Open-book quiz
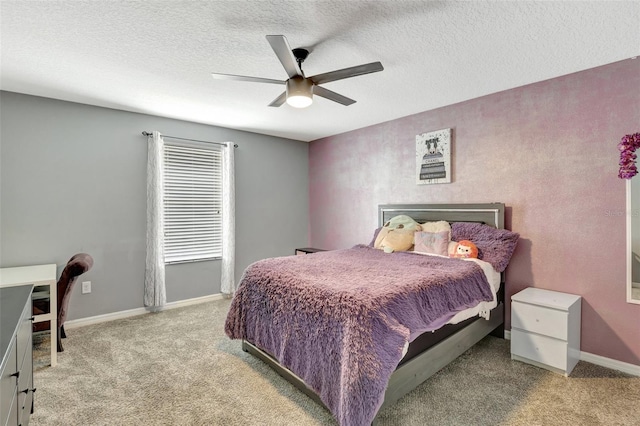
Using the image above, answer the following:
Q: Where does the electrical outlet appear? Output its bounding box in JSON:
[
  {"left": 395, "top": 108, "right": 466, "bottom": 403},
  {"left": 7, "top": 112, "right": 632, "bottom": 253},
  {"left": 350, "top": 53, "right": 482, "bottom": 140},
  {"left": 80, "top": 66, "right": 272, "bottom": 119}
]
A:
[{"left": 81, "top": 281, "right": 91, "bottom": 294}]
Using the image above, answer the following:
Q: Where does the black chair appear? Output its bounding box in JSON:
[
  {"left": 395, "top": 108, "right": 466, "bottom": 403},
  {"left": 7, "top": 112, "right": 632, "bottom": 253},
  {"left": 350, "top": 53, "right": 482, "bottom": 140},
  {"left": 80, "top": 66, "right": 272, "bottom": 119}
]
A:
[{"left": 33, "top": 253, "right": 93, "bottom": 352}]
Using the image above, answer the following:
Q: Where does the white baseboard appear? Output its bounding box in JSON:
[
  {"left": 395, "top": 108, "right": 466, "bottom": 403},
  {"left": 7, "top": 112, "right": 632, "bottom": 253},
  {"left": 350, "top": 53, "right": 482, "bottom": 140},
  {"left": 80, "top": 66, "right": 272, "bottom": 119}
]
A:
[
  {"left": 64, "top": 293, "right": 225, "bottom": 329},
  {"left": 503, "top": 330, "right": 640, "bottom": 376},
  {"left": 579, "top": 351, "right": 640, "bottom": 376}
]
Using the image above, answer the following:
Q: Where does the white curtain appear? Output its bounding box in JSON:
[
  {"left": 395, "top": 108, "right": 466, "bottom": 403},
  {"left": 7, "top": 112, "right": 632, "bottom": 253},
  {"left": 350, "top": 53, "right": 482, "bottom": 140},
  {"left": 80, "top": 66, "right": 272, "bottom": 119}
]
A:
[
  {"left": 221, "top": 141, "right": 236, "bottom": 294},
  {"left": 144, "top": 131, "right": 166, "bottom": 308}
]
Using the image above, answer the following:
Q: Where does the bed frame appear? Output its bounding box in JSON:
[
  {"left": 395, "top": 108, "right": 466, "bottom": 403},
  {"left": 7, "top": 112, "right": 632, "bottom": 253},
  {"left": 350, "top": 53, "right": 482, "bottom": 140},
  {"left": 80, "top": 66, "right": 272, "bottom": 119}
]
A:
[{"left": 242, "top": 203, "right": 506, "bottom": 424}]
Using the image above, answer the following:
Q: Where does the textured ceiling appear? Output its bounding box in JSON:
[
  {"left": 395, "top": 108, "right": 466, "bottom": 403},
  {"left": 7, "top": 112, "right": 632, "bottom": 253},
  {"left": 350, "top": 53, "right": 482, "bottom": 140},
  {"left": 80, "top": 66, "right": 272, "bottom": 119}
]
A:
[{"left": 1, "top": 1, "right": 639, "bottom": 142}]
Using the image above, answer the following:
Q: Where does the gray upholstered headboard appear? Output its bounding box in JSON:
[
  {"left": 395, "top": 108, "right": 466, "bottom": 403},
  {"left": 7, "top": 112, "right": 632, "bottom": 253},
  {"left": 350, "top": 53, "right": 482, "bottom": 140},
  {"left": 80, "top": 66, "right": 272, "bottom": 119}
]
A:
[{"left": 378, "top": 203, "right": 505, "bottom": 229}]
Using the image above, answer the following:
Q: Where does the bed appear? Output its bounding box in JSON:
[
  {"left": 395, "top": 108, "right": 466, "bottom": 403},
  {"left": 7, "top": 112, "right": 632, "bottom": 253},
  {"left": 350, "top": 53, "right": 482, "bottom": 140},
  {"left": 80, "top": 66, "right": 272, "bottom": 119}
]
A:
[{"left": 225, "top": 203, "right": 518, "bottom": 426}]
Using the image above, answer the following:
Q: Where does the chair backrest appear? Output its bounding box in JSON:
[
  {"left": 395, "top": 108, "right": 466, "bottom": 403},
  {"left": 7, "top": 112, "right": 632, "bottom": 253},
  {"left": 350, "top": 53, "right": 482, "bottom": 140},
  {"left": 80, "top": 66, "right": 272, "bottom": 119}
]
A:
[{"left": 57, "top": 253, "right": 93, "bottom": 326}]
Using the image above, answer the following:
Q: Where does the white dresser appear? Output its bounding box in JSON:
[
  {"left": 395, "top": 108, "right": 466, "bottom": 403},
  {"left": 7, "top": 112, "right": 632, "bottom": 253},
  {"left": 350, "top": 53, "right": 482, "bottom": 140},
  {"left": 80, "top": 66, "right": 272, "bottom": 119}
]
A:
[
  {"left": 511, "top": 287, "right": 581, "bottom": 376},
  {"left": 1, "top": 285, "right": 35, "bottom": 426}
]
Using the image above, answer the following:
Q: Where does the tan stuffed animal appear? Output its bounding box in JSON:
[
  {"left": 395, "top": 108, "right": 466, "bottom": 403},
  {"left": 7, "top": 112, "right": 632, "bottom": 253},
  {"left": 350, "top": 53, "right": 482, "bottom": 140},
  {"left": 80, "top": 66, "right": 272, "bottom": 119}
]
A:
[{"left": 374, "top": 215, "right": 422, "bottom": 253}]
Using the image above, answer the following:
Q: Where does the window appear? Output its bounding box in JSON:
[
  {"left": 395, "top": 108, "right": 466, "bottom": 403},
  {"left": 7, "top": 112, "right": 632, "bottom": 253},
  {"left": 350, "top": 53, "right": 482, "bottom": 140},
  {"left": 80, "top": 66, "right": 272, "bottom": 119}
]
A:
[{"left": 163, "top": 143, "right": 222, "bottom": 263}]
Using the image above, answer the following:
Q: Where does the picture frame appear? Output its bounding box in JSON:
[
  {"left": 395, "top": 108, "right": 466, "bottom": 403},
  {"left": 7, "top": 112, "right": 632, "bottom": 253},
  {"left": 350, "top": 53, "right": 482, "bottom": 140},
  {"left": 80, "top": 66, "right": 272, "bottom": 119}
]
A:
[{"left": 416, "top": 128, "right": 451, "bottom": 185}]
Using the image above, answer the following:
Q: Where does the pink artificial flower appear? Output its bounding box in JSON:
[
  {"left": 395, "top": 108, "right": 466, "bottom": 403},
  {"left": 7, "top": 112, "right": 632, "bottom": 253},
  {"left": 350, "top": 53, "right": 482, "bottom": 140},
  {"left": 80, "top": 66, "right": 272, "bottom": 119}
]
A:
[{"left": 618, "top": 133, "right": 640, "bottom": 179}]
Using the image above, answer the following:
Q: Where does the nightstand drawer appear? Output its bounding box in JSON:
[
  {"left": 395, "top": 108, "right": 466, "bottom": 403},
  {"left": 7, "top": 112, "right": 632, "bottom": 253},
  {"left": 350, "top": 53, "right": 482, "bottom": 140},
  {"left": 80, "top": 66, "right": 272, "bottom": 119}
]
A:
[
  {"left": 511, "top": 329, "right": 568, "bottom": 371},
  {"left": 512, "top": 301, "right": 568, "bottom": 340}
]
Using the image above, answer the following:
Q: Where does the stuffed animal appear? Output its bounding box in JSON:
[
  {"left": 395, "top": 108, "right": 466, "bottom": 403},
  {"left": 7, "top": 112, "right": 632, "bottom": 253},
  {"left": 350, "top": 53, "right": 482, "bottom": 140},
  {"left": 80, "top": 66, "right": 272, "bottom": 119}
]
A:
[
  {"left": 450, "top": 240, "right": 479, "bottom": 259},
  {"left": 374, "top": 215, "right": 422, "bottom": 253}
]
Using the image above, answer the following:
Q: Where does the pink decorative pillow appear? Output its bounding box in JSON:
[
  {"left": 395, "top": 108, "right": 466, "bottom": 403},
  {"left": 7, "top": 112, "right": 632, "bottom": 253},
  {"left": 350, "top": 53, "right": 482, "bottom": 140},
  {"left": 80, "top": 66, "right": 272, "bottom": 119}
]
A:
[{"left": 414, "top": 230, "right": 450, "bottom": 256}]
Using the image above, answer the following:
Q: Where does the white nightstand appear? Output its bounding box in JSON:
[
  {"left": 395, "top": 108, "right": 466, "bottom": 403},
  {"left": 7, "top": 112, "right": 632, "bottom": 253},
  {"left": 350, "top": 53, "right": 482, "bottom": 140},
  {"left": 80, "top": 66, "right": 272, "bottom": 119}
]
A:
[{"left": 510, "top": 287, "right": 581, "bottom": 376}]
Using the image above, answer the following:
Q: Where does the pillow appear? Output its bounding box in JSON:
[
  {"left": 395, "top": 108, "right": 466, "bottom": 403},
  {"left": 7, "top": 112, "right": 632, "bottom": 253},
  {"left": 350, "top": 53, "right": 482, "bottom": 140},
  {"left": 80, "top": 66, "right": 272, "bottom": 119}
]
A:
[
  {"left": 414, "top": 230, "right": 450, "bottom": 256},
  {"left": 382, "top": 215, "right": 421, "bottom": 231},
  {"left": 374, "top": 215, "right": 422, "bottom": 253},
  {"left": 447, "top": 240, "right": 458, "bottom": 256},
  {"left": 374, "top": 226, "right": 416, "bottom": 253},
  {"left": 451, "top": 222, "right": 520, "bottom": 272},
  {"left": 420, "top": 220, "right": 451, "bottom": 236},
  {"left": 368, "top": 227, "right": 382, "bottom": 247}
]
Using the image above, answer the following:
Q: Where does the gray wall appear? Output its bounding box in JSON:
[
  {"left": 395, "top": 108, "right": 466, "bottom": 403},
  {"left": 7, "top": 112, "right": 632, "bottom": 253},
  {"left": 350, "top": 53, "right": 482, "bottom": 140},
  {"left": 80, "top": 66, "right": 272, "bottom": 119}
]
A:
[{"left": 0, "top": 91, "right": 309, "bottom": 320}]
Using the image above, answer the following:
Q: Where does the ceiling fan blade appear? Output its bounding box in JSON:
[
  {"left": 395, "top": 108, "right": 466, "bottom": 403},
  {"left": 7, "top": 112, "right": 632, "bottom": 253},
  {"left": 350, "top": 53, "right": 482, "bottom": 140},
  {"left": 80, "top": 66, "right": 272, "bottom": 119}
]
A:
[
  {"left": 310, "top": 62, "right": 384, "bottom": 85},
  {"left": 266, "top": 35, "right": 303, "bottom": 78},
  {"left": 268, "top": 92, "right": 287, "bottom": 107},
  {"left": 211, "top": 72, "right": 285, "bottom": 85},
  {"left": 313, "top": 85, "right": 356, "bottom": 106}
]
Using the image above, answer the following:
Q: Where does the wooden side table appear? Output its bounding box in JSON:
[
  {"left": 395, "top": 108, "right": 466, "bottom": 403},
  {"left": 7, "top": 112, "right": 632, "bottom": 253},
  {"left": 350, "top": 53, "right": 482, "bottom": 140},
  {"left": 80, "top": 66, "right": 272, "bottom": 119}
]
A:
[{"left": 295, "top": 248, "right": 326, "bottom": 255}]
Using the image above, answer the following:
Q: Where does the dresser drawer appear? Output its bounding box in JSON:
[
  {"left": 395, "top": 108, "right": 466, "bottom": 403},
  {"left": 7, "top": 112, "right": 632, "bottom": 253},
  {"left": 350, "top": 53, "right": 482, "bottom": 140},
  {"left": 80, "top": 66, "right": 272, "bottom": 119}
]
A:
[
  {"left": 16, "top": 303, "right": 32, "bottom": 360},
  {"left": 17, "top": 336, "right": 33, "bottom": 426},
  {"left": 17, "top": 335, "right": 32, "bottom": 395},
  {"left": 3, "top": 393, "right": 18, "bottom": 426},
  {"left": 511, "top": 329, "right": 568, "bottom": 371},
  {"left": 512, "top": 301, "right": 568, "bottom": 340},
  {"left": 1, "top": 340, "right": 18, "bottom": 426},
  {"left": 19, "top": 384, "right": 34, "bottom": 426}
]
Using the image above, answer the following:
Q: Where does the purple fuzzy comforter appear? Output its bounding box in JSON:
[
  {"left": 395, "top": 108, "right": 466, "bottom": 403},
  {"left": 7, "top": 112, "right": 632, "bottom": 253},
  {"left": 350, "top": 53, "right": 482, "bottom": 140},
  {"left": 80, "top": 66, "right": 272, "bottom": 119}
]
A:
[{"left": 225, "top": 245, "right": 493, "bottom": 426}]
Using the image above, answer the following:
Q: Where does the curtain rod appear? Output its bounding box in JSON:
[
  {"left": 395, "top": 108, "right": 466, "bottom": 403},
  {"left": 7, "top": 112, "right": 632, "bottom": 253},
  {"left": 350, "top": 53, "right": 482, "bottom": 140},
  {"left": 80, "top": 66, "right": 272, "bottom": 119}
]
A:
[{"left": 142, "top": 131, "right": 238, "bottom": 148}]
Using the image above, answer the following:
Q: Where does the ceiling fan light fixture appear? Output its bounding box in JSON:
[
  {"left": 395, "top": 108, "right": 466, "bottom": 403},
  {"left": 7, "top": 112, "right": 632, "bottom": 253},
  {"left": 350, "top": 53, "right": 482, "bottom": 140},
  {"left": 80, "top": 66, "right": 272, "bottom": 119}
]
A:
[
  {"left": 287, "top": 95, "right": 313, "bottom": 108},
  {"left": 286, "top": 77, "right": 313, "bottom": 108}
]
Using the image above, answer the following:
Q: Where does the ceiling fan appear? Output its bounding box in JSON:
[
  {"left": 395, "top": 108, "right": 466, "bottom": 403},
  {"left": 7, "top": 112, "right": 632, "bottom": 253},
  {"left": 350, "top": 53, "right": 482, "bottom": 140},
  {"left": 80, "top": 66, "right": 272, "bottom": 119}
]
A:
[{"left": 211, "top": 35, "right": 384, "bottom": 108}]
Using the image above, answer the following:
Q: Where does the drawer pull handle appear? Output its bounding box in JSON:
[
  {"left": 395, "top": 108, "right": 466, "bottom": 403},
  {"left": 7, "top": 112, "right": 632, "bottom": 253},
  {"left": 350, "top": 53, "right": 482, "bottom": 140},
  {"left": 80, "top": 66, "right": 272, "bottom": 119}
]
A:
[
  {"left": 10, "top": 371, "right": 20, "bottom": 379},
  {"left": 20, "top": 388, "right": 29, "bottom": 394}
]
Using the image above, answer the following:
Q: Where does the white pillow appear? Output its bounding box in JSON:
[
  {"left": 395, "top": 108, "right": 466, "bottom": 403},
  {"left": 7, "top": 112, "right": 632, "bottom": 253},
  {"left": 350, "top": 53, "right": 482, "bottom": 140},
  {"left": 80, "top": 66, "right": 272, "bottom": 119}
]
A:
[{"left": 448, "top": 240, "right": 458, "bottom": 256}]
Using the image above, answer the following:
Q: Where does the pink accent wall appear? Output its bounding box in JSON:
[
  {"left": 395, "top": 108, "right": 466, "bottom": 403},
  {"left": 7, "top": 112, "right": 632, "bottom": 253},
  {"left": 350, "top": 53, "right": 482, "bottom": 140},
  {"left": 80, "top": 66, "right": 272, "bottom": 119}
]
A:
[{"left": 309, "top": 58, "right": 640, "bottom": 365}]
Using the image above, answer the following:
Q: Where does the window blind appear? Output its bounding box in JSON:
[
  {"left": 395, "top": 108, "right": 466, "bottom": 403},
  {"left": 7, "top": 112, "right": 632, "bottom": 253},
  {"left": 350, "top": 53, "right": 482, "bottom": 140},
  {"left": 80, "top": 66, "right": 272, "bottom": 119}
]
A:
[{"left": 163, "top": 143, "right": 222, "bottom": 263}]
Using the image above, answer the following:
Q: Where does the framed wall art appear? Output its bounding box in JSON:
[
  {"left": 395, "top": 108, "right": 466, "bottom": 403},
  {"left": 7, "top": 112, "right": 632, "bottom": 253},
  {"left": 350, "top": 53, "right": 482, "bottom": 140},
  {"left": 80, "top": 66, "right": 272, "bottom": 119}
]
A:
[{"left": 416, "top": 128, "right": 451, "bottom": 185}]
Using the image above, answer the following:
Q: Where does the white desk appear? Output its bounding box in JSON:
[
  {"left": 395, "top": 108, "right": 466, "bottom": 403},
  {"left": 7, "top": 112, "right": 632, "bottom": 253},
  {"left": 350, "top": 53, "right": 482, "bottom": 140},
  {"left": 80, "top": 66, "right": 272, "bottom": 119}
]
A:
[{"left": 0, "top": 264, "right": 57, "bottom": 367}]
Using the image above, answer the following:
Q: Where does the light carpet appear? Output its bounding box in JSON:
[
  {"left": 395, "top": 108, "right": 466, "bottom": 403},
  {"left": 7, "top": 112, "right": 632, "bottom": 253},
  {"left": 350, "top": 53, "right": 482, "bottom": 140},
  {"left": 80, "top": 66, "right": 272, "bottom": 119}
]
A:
[{"left": 31, "top": 298, "right": 640, "bottom": 426}]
